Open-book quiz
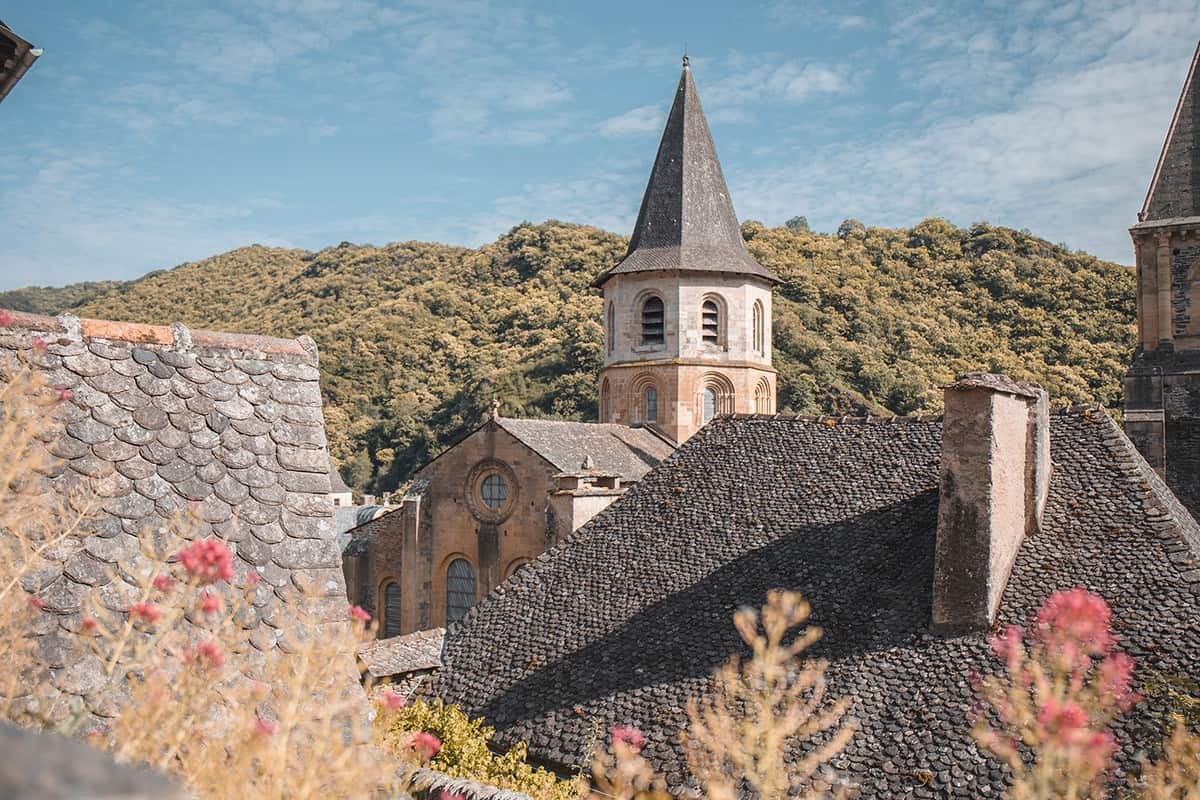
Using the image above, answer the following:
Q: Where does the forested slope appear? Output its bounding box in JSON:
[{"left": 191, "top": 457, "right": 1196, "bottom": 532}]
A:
[{"left": 0, "top": 219, "right": 1135, "bottom": 491}]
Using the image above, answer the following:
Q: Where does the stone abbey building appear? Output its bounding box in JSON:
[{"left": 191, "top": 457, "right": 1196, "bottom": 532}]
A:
[
  {"left": 1126, "top": 40, "right": 1200, "bottom": 516},
  {"left": 342, "top": 58, "right": 775, "bottom": 636}
]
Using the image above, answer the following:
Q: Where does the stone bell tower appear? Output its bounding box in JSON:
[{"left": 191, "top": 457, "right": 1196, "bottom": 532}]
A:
[
  {"left": 594, "top": 57, "right": 780, "bottom": 444},
  {"left": 1125, "top": 39, "right": 1200, "bottom": 517}
]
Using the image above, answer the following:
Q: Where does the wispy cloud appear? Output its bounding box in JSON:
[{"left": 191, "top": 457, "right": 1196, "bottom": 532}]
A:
[{"left": 599, "top": 105, "right": 666, "bottom": 138}]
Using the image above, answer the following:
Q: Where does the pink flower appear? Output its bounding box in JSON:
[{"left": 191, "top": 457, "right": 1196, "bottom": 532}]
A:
[
  {"left": 438, "top": 791, "right": 466, "bottom": 800},
  {"left": 1096, "top": 652, "right": 1139, "bottom": 711},
  {"left": 186, "top": 640, "right": 226, "bottom": 670},
  {"left": 410, "top": 731, "right": 441, "bottom": 761},
  {"left": 152, "top": 575, "right": 176, "bottom": 593},
  {"left": 988, "top": 624, "right": 1024, "bottom": 671},
  {"left": 31, "top": 336, "right": 47, "bottom": 354},
  {"left": 349, "top": 605, "right": 371, "bottom": 623},
  {"left": 26, "top": 595, "right": 46, "bottom": 611},
  {"left": 178, "top": 539, "right": 234, "bottom": 584},
  {"left": 382, "top": 690, "right": 407, "bottom": 712},
  {"left": 1035, "top": 588, "right": 1114, "bottom": 658},
  {"left": 198, "top": 591, "right": 221, "bottom": 614},
  {"left": 130, "top": 601, "right": 162, "bottom": 624},
  {"left": 1036, "top": 696, "right": 1090, "bottom": 747},
  {"left": 611, "top": 725, "right": 646, "bottom": 754},
  {"left": 254, "top": 718, "right": 277, "bottom": 737},
  {"left": 0, "top": 310, "right": 12, "bottom": 327},
  {"left": 246, "top": 571, "right": 261, "bottom": 587},
  {"left": 55, "top": 386, "right": 73, "bottom": 402},
  {"left": 81, "top": 617, "right": 98, "bottom": 632}
]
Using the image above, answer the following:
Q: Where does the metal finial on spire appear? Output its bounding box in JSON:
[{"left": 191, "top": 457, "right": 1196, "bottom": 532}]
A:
[
  {"left": 682, "top": 53, "right": 689, "bottom": 69},
  {"left": 490, "top": 398, "right": 500, "bottom": 421}
]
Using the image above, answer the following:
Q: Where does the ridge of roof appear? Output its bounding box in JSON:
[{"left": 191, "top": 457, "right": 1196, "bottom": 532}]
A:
[
  {"left": 0, "top": 309, "right": 315, "bottom": 360},
  {"left": 592, "top": 64, "right": 779, "bottom": 288},
  {"left": 1140, "top": 39, "right": 1200, "bottom": 222}
]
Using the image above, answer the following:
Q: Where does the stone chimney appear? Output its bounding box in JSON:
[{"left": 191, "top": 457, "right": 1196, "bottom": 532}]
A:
[
  {"left": 546, "top": 470, "right": 625, "bottom": 544},
  {"left": 931, "top": 373, "right": 1051, "bottom": 634}
]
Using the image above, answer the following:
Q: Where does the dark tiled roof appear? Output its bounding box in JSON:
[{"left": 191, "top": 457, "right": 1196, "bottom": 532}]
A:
[
  {"left": 496, "top": 417, "right": 675, "bottom": 481},
  {"left": 359, "top": 627, "right": 445, "bottom": 679},
  {"left": 0, "top": 310, "right": 355, "bottom": 728},
  {"left": 1141, "top": 40, "right": 1200, "bottom": 223},
  {"left": 433, "top": 411, "right": 1200, "bottom": 797},
  {"left": 592, "top": 64, "right": 779, "bottom": 288},
  {"left": 0, "top": 20, "right": 40, "bottom": 104}
]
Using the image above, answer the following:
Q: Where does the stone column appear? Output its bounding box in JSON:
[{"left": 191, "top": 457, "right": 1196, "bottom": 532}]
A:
[{"left": 1158, "top": 233, "right": 1175, "bottom": 350}]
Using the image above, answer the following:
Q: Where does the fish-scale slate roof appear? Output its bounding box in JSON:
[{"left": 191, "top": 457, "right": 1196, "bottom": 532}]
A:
[
  {"left": 495, "top": 417, "right": 675, "bottom": 481},
  {"left": 0, "top": 20, "right": 40, "bottom": 104},
  {"left": 433, "top": 410, "right": 1200, "bottom": 797},
  {"left": 0, "top": 310, "right": 358, "bottom": 728},
  {"left": 592, "top": 62, "right": 779, "bottom": 288}
]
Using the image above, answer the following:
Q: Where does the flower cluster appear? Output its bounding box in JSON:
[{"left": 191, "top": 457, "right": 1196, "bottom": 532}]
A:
[
  {"left": 611, "top": 725, "right": 646, "bottom": 754},
  {"left": 349, "top": 605, "right": 371, "bottom": 623},
  {"left": 973, "top": 588, "right": 1139, "bottom": 796},
  {"left": 130, "top": 601, "right": 162, "bottom": 624},
  {"left": 185, "top": 640, "right": 227, "bottom": 671},
  {"left": 410, "top": 731, "right": 441, "bottom": 762},
  {"left": 178, "top": 539, "right": 234, "bottom": 584}
]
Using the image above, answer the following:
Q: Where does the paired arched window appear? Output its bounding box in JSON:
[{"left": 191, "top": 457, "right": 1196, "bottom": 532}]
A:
[
  {"left": 701, "top": 299, "right": 720, "bottom": 343},
  {"left": 641, "top": 296, "right": 665, "bottom": 345},
  {"left": 606, "top": 302, "right": 615, "bottom": 354},
  {"left": 446, "top": 558, "right": 476, "bottom": 622},
  {"left": 700, "top": 375, "right": 735, "bottom": 425},
  {"left": 754, "top": 377, "right": 772, "bottom": 414},
  {"left": 382, "top": 580, "right": 402, "bottom": 638},
  {"left": 752, "top": 300, "right": 765, "bottom": 355},
  {"left": 645, "top": 386, "right": 658, "bottom": 423}
]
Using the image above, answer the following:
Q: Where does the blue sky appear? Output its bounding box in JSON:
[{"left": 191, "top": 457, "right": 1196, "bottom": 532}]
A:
[{"left": 1, "top": 1, "right": 1199, "bottom": 290}]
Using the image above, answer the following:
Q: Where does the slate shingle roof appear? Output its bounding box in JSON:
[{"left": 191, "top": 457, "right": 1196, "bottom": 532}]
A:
[
  {"left": 0, "top": 310, "right": 357, "bottom": 728},
  {"left": 591, "top": 63, "right": 779, "bottom": 288},
  {"left": 433, "top": 410, "right": 1200, "bottom": 797},
  {"left": 1141, "top": 39, "right": 1200, "bottom": 224},
  {"left": 495, "top": 417, "right": 675, "bottom": 481},
  {"left": 359, "top": 627, "right": 445, "bottom": 680}
]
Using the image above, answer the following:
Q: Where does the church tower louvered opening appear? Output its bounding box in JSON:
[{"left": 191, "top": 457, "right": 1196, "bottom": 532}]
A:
[{"left": 594, "top": 57, "right": 779, "bottom": 444}]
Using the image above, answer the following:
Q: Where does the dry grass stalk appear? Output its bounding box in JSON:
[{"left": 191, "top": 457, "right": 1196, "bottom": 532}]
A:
[
  {"left": 1138, "top": 723, "right": 1200, "bottom": 799},
  {"left": 683, "top": 590, "right": 855, "bottom": 800}
]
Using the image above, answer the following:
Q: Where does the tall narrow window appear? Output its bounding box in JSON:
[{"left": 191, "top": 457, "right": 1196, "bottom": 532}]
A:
[
  {"left": 446, "top": 559, "right": 476, "bottom": 622},
  {"left": 382, "top": 581, "right": 402, "bottom": 637},
  {"left": 641, "top": 296, "right": 665, "bottom": 345},
  {"left": 701, "top": 300, "right": 720, "bottom": 343},
  {"left": 600, "top": 378, "right": 611, "bottom": 421},
  {"left": 606, "top": 302, "right": 615, "bottom": 354},
  {"left": 752, "top": 300, "right": 765, "bottom": 354},
  {"left": 645, "top": 386, "right": 658, "bottom": 423},
  {"left": 702, "top": 387, "right": 717, "bottom": 423}
]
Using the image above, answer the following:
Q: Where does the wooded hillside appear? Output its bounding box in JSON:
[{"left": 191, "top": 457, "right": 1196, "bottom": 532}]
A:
[{"left": 0, "top": 219, "right": 1135, "bottom": 491}]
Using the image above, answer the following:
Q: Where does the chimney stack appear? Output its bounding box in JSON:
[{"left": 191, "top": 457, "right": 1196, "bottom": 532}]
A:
[{"left": 932, "top": 373, "right": 1050, "bottom": 633}]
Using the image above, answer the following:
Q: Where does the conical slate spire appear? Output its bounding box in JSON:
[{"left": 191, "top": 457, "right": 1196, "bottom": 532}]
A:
[
  {"left": 1140, "top": 40, "right": 1200, "bottom": 224},
  {"left": 593, "top": 60, "right": 779, "bottom": 287}
]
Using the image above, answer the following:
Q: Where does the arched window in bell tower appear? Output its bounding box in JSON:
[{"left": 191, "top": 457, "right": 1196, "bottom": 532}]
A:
[
  {"left": 752, "top": 300, "right": 765, "bottom": 355},
  {"left": 645, "top": 386, "right": 658, "bottom": 423},
  {"left": 641, "top": 296, "right": 665, "bottom": 345},
  {"left": 606, "top": 301, "right": 615, "bottom": 354},
  {"left": 701, "top": 299, "right": 720, "bottom": 343},
  {"left": 754, "top": 377, "right": 772, "bottom": 414},
  {"left": 702, "top": 387, "right": 717, "bottom": 423},
  {"left": 600, "top": 377, "right": 611, "bottom": 421}
]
